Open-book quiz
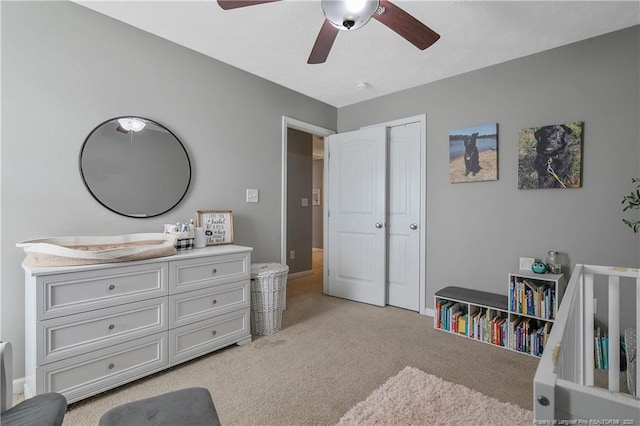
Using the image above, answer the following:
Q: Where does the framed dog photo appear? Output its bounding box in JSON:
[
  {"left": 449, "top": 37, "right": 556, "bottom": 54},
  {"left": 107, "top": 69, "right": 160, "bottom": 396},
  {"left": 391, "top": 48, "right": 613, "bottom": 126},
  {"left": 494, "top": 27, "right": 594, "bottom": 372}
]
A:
[
  {"left": 449, "top": 123, "right": 498, "bottom": 183},
  {"left": 518, "top": 121, "right": 583, "bottom": 189},
  {"left": 195, "top": 210, "right": 234, "bottom": 245}
]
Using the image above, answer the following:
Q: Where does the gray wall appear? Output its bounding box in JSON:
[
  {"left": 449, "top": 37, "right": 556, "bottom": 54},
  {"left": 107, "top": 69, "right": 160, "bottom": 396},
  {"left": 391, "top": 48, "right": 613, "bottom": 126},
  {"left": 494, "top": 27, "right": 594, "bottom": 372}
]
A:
[
  {"left": 286, "top": 128, "right": 313, "bottom": 274},
  {"left": 339, "top": 26, "right": 640, "bottom": 328},
  {"left": 1, "top": 1, "right": 336, "bottom": 378}
]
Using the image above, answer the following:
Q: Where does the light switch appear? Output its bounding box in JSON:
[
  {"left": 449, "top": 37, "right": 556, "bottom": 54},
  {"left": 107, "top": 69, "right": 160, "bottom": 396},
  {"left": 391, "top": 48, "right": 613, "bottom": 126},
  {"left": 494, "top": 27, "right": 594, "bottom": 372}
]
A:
[
  {"left": 301, "top": 198, "right": 308, "bottom": 207},
  {"left": 246, "top": 189, "right": 259, "bottom": 203}
]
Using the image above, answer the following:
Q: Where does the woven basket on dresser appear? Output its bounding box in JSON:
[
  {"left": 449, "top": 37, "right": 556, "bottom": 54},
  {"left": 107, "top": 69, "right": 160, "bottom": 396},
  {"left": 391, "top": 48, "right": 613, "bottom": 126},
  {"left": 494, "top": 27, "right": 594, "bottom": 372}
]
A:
[{"left": 250, "top": 263, "right": 289, "bottom": 335}]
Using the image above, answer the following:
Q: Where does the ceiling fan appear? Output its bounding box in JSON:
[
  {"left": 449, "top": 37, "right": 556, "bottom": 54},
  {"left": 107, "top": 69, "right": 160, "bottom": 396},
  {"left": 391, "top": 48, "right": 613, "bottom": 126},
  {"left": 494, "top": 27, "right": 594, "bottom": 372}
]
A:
[{"left": 217, "top": 0, "right": 440, "bottom": 64}]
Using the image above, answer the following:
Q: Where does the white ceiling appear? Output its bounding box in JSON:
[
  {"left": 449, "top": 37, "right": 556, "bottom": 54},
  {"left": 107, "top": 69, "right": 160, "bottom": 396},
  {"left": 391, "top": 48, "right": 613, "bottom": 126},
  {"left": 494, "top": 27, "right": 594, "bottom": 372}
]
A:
[{"left": 74, "top": 1, "right": 640, "bottom": 108}]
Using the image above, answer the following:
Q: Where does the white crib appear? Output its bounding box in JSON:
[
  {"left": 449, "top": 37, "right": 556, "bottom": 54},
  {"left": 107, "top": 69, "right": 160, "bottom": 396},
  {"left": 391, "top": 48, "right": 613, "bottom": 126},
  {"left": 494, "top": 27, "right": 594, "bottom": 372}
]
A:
[{"left": 534, "top": 264, "right": 639, "bottom": 423}]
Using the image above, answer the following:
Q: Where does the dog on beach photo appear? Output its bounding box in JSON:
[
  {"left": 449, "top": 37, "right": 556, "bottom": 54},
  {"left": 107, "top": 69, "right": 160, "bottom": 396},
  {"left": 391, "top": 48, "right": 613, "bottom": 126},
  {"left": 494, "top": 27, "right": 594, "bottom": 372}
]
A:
[
  {"left": 463, "top": 132, "right": 481, "bottom": 176},
  {"left": 449, "top": 123, "right": 498, "bottom": 183}
]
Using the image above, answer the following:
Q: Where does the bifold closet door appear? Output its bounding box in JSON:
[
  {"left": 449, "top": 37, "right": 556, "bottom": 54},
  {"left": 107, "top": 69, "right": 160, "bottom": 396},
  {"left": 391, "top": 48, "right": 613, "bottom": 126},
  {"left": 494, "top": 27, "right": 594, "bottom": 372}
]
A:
[
  {"left": 326, "top": 126, "right": 387, "bottom": 306},
  {"left": 387, "top": 122, "right": 421, "bottom": 312}
]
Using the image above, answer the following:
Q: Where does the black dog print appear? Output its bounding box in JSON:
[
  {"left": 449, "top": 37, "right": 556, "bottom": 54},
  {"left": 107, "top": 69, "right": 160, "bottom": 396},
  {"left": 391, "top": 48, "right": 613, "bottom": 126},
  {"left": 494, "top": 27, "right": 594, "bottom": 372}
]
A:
[
  {"left": 533, "top": 125, "right": 573, "bottom": 188},
  {"left": 464, "top": 132, "right": 481, "bottom": 176}
]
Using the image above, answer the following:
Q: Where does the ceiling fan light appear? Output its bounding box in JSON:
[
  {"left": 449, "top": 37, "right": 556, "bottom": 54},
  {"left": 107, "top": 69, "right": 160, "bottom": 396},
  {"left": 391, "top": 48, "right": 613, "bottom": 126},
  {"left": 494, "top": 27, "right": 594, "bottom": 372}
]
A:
[
  {"left": 345, "top": 0, "right": 367, "bottom": 13},
  {"left": 117, "top": 117, "right": 147, "bottom": 132},
  {"left": 321, "top": 0, "right": 379, "bottom": 31}
]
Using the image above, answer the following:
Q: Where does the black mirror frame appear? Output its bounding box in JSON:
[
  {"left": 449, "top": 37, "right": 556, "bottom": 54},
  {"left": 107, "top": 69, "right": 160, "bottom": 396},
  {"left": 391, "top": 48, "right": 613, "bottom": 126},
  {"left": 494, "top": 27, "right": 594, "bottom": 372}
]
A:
[{"left": 79, "top": 116, "right": 192, "bottom": 219}]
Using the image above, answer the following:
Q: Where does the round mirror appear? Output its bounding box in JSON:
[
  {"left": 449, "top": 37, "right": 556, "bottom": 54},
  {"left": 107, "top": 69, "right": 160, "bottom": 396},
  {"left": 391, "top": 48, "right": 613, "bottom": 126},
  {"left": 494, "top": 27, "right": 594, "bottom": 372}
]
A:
[{"left": 79, "top": 116, "right": 191, "bottom": 218}]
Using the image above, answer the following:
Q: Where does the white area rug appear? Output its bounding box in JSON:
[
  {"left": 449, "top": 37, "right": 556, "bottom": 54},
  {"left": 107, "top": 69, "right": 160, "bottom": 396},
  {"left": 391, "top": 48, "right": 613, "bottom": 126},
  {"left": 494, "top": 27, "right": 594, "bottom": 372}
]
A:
[{"left": 338, "top": 366, "right": 533, "bottom": 425}]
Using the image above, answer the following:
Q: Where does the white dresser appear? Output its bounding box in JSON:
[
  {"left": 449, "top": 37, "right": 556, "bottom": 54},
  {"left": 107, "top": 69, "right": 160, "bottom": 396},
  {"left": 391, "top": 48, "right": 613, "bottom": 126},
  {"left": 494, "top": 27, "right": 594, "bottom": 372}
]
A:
[{"left": 23, "top": 245, "right": 252, "bottom": 403}]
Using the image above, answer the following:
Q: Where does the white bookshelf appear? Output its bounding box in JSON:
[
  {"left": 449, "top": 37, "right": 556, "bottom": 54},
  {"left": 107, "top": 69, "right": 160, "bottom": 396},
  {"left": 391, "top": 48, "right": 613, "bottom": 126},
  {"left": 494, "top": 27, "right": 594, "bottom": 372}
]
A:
[{"left": 434, "top": 270, "right": 565, "bottom": 358}]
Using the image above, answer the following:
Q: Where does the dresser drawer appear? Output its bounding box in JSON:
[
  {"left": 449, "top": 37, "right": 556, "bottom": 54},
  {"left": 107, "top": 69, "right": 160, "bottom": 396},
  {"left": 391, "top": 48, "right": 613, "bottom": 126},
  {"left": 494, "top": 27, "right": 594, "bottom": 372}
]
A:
[
  {"left": 38, "top": 298, "right": 167, "bottom": 365},
  {"left": 169, "top": 252, "right": 249, "bottom": 294},
  {"left": 37, "top": 263, "right": 167, "bottom": 320},
  {"left": 38, "top": 332, "right": 167, "bottom": 404},
  {"left": 169, "top": 310, "right": 249, "bottom": 364},
  {"left": 169, "top": 280, "right": 249, "bottom": 328}
]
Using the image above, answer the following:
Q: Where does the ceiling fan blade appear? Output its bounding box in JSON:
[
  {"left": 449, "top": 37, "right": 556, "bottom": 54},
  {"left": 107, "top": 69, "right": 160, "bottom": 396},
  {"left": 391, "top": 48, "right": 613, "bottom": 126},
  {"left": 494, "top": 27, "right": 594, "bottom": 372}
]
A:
[
  {"left": 307, "top": 19, "right": 339, "bottom": 64},
  {"left": 373, "top": 0, "right": 440, "bottom": 50},
  {"left": 217, "top": 0, "right": 280, "bottom": 10}
]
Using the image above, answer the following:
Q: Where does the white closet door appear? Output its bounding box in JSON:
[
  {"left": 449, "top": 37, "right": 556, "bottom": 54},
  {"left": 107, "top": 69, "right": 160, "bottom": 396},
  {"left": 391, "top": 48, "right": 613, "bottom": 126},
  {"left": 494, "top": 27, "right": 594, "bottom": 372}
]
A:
[
  {"left": 387, "top": 122, "right": 421, "bottom": 311},
  {"left": 326, "top": 127, "right": 387, "bottom": 306}
]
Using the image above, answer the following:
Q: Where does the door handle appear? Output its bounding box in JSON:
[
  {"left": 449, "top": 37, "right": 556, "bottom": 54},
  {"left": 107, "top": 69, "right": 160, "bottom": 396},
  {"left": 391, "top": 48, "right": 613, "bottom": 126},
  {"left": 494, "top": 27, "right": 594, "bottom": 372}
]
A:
[
  {"left": 375, "top": 222, "right": 383, "bottom": 229},
  {"left": 410, "top": 223, "right": 418, "bottom": 230}
]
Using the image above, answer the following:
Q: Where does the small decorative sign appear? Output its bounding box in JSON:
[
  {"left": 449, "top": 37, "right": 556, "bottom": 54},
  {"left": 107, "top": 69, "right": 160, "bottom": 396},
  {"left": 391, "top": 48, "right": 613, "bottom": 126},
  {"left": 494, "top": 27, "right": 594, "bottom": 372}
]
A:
[{"left": 195, "top": 210, "right": 234, "bottom": 246}]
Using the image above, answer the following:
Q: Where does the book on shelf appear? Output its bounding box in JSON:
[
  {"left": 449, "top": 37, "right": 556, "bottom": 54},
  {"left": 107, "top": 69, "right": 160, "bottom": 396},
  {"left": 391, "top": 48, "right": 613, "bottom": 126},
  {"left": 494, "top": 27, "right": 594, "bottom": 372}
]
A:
[
  {"left": 509, "top": 277, "right": 516, "bottom": 312},
  {"left": 512, "top": 317, "right": 535, "bottom": 354},
  {"left": 457, "top": 314, "right": 467, "bottom": 335},
  {"left": 469, "top": 311, "right": 479, "bottom": 339},
  {"left": 594, "top": 327, "right": 609, "bottom": 369},
  {"left": 450, "top": 308, "right": 462, "bottom": 334},
  {"left": 543, "top": 322, "right": 552, "bottom": 348},
  {"left": 530, "top": 324, "right": 552, "bottom": 357},
  {"left": 484, "top": 309, "right": 499, "bottom": 344},
  {"left": 510, "top": 278, "right": 556, "bottom": 320},
  {"left": 437, "top": 301, "right": 455, "bottom": 331},
  {"left": 450, "top": 303, "right": 462, "bottom": 330},
  {"left": 494, "top": 316, "right": 507, "bottom": 347},
  {"left": 436, "top": 300, "right": 470, "bottom": 333},
  {"left": 508, "top": 317, "right": 518, "bottom": 350}
]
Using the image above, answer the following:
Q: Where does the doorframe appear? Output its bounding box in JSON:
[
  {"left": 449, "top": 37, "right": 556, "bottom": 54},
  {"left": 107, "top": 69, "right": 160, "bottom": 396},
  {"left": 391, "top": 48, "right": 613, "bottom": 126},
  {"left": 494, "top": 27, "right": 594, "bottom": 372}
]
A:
[
  {"left": 281, "top": 116, "right": 335, "bottom": 270},
  {"left": 361, "top": 114, "right": 428, "bottom": 315}
]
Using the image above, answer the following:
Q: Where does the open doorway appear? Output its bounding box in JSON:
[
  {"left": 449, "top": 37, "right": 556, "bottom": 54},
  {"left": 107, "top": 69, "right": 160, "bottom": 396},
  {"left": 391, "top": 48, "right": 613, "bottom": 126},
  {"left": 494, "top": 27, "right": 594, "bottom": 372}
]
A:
[
  {"left": 285, "top": 133, "right": 325, "bottom": 300},
  {"left": 281, "top": 117, "right": 334, "bottom": 291},
  {"left": 311, "top": 135, "right": 324, "bottom": 276},
  {"left": 285, "top": 129, "right": 321, "bottom": 279}
]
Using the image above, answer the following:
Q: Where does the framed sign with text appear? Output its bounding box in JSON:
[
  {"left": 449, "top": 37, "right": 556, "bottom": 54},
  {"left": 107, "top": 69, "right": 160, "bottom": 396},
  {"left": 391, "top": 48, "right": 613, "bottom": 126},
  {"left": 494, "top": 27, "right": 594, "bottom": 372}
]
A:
[{"left": 195, "top": 210, "right": 234, "bottom": 246}]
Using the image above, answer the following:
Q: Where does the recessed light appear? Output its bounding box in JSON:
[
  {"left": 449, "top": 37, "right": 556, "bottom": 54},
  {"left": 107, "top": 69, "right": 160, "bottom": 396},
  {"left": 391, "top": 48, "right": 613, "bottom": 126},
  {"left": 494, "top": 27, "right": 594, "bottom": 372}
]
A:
[{"left": 355, "top": 81, "right": 369, "bottom": 90}]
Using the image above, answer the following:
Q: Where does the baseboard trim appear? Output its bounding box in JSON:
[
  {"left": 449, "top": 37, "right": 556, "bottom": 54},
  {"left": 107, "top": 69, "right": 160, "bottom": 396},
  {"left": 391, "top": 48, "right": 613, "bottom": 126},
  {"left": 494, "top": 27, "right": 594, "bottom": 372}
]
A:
[
  {"left": 13, "top": 376, "right": 25, "bottom": 396},
  {"left": 423, "top": 308, "right": 435, "bottom": 317},
  {"left": 287, "top": 270, "right": 313, "bottom": 279}
]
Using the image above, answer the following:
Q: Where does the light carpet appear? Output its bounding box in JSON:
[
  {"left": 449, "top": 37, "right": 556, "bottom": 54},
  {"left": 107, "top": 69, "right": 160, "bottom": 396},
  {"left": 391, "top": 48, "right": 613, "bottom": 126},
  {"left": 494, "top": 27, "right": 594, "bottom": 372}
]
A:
[{"left": 338, "top": 366, "right": 533, "bottom": 426}]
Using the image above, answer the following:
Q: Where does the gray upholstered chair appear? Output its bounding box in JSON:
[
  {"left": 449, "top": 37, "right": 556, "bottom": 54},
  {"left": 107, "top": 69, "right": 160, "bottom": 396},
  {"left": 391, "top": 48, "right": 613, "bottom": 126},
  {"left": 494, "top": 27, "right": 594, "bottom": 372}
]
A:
[
  {"left": 1, "top": 341, "right": 67, "bottom": 426},
  {"left": 99, "top": 387, "right": 222, "bottom": 426}
]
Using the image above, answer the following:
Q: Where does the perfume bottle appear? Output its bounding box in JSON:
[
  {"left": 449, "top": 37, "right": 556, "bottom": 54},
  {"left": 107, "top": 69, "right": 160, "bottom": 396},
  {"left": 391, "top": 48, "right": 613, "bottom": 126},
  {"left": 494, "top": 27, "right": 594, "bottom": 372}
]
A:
[{"left": 546, "top": 251, "right": 561, "bottom": 274}]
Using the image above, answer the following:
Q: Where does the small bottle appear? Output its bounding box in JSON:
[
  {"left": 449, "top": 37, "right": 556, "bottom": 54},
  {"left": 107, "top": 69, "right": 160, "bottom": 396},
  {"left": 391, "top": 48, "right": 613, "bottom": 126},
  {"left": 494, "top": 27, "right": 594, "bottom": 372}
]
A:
[
  {"left": 194, "top": 227, "right": 206, "bottom": 249},
  {"left": 546, "top": 251, "right": 561, "bottom": 274}
]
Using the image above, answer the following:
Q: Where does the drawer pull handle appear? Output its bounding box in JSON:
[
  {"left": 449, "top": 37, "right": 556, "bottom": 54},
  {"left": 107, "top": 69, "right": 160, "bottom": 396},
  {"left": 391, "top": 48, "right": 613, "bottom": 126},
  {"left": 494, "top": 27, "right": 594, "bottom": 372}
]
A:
[
  {"left": 211, "top": 330, "right": 217, "bottom": 336},
  {"left": 108, "top": 363, "right": 115, "bottom": 370},
  {"left": 108, "top": 324, "right": 115, "bottom": 330},
  {"left": 212, "top": 299, "right": 217, "bottom": 305},
  {"left": 212, "top": 268, "right": 218, "bottom": 274},
  {"left": 108, "top": 284, "right": 115, "bottom": 290}
]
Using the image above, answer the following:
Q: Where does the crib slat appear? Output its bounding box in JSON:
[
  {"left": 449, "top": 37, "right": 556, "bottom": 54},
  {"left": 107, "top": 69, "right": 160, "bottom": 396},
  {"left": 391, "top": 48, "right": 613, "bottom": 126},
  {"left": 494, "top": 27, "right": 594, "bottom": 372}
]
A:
[
  {"left": 637, "top": 277, "right": 639, "bottom": 397},
  {"left": 607, "top": 275, "right": 620, "bottom": 392},
  {"left": 584, "top": 273, "right": 594, "bottom": 386}
]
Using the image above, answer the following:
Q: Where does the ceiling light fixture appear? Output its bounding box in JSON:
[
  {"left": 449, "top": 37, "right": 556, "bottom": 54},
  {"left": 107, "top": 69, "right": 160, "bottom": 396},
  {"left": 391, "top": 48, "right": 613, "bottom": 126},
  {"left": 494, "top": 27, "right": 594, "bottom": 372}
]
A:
[
  {"left": 117, "top": 117, "right": 147, "bottom": 132},
  {"left": 321, "top": 0, "right": 380, "bottom": 31}
]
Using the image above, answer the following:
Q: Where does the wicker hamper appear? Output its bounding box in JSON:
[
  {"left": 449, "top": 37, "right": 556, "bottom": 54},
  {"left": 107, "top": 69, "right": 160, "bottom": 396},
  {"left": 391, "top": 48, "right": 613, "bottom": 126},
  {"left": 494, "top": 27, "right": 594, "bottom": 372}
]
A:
[{"left": 250, "top": 263, "right": 289, "bottom": 335}]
